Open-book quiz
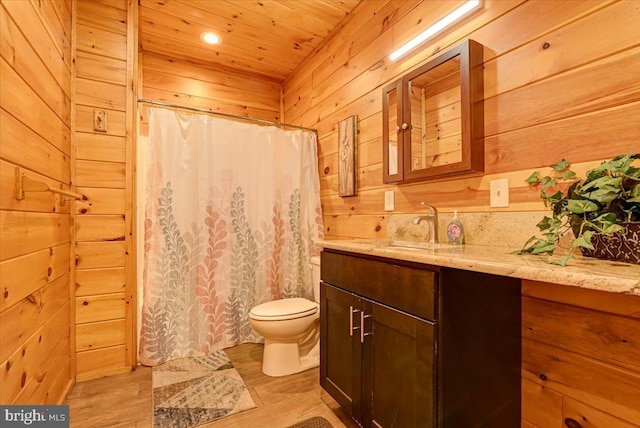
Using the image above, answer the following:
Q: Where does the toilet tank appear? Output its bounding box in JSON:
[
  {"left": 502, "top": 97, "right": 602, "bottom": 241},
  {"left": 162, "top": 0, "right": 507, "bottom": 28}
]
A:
[{"left": 310, "top": 256, "right": 321, "bottom": 303}]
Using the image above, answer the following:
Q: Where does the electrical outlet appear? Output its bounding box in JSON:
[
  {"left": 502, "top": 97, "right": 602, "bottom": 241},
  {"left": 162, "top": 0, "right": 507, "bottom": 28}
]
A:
[
  {"left": 384, "top": 190, "right": 395, "bottom": 211},
  {"left": 94, "top": 109, "right": 108, "bottom": 132},
  {"left": 490, "top": 178, "right": 509, "bottom": 208}
]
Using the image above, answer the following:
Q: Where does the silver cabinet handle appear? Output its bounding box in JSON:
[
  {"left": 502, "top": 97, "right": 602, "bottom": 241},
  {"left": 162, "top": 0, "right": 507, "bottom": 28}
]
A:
[
  {"left": 401, "top": 122, "right": 408, "bottom": 130},
  {"left": 360, "top": 311, "right": 373, "bottom": 343},
  {"left": 349, "top": 306, "right": 361, "bottom": 336}
]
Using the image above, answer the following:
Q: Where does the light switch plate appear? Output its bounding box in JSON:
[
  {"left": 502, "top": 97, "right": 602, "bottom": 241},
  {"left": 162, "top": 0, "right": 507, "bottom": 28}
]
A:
[
  {"left": 490, "top": 178, "right": 509, "bottom": 208},
  {"left": 384, "top": 190, "right": 395, "bottom": 211}
]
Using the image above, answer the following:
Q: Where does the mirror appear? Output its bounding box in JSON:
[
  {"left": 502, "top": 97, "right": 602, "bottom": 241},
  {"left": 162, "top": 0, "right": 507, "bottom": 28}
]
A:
[{"left": 382, "top": 39, "right": 484, "bottom": 184}]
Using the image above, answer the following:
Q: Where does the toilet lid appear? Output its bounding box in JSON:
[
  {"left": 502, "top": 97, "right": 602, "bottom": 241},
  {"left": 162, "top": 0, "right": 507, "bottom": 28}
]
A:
[{"left": 250, "top": 298, "right": 318, "bottom": 321}]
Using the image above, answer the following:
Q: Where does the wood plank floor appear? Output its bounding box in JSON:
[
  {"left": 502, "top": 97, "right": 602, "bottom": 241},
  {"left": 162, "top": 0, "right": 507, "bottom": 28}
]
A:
[{"left": 66, "top": 343, "right": 358, "bottom": 427}]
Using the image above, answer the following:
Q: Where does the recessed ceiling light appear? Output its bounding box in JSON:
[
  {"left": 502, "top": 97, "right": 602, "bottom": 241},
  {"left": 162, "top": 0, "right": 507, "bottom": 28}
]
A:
[{"left": 201, "top": 32, "right": 221, "bottom": 45}]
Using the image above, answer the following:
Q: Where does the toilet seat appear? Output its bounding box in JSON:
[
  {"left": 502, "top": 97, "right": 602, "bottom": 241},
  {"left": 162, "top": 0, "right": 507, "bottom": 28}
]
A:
[{"left": 249, "top": 298, "right": 318, "bottom": 321}]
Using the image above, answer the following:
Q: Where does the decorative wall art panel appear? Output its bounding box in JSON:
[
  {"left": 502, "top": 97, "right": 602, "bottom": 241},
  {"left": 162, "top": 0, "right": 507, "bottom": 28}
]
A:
[{"left": 338, "top": 115, "right": 358, "bottom": 197}]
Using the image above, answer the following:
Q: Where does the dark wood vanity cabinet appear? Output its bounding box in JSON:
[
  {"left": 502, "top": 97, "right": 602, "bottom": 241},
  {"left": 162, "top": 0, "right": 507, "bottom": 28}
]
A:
[
  {"left": 322, "top": 283, "right": 436, "bottom": 426},
  {"left": 320, "top": 250, "right": 521, "bottom": 428}
]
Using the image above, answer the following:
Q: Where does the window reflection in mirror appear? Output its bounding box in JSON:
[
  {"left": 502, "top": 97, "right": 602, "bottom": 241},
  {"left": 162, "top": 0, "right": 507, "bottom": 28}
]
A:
[{"left": 408, "top": 55, "right": 462, "bottom": 172}]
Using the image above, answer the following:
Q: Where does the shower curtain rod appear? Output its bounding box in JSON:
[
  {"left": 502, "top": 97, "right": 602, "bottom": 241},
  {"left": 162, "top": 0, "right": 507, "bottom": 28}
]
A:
[{"left": 137, "top": 99, "right": 318, "bottom": 133}]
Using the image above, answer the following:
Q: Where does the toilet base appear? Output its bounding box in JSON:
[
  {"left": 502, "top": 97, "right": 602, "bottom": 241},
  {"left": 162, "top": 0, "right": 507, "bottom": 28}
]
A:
[{"left": 262, "top": 339, "right": 319, "bottom": 377}]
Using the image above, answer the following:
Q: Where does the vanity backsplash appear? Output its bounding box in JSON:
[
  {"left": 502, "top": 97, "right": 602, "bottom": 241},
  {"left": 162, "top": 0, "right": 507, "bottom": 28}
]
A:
[{"left": 387, "top": 211, "right": 569, "bottom": 250}]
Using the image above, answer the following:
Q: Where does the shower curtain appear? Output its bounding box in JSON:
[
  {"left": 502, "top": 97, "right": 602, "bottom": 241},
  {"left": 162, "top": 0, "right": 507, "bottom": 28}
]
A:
[{"left": 139, "top": 108, "right": 324, "bottom": 366}]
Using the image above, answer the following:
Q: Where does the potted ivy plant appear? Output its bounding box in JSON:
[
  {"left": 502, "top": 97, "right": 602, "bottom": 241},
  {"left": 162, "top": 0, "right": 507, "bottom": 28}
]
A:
[{"left": 515, "top": 154, "right": 640, "bottom": 266}]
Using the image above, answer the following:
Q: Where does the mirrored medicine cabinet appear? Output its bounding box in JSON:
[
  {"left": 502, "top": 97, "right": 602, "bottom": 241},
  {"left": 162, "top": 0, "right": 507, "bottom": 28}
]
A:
[{"left": 383, "top": 39, "right": 484, "bottom": 184}]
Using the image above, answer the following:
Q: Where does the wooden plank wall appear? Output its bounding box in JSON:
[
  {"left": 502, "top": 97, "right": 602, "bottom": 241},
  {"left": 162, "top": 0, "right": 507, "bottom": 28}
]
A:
[
  {"left": 138, "top": 51, "right": 283, "bottom": 136},
  {"left": 74, "top": 0, "right": 135, "bottom": 381},
  {"left": 0, "top": 0, "right": 74, "bottom": 404},
  {"left": 282, "top": 0, "right": 640, "bottom": 240},
  {"left": 410, "top": 67, "right": 462, "bottom": 169},
  {"left": 522, "top": 281, "right": 640, "bottom": 427}
]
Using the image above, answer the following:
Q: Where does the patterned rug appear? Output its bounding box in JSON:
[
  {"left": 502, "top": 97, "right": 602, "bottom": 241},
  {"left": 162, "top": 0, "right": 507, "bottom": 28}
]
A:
[
  {"left": 287, "top": 416, "right": 334, "bottom": 428},
  {"left": 152, "top": 351, "right": 256, "bottom": 428}
]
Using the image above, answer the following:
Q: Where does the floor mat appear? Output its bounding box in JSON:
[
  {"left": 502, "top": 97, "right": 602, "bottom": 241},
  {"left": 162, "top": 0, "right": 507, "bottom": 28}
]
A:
[
  {"left": 152, "top": 351, "right": 256, "bottom": 428},
  {"left": 286, "top": 416, "right": 334, "bottom": 428}
]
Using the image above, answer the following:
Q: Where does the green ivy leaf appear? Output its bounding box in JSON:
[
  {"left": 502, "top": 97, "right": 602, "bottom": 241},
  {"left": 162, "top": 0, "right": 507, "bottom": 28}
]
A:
[
  {"left": 522, "top": 236, "right": 538, "bottom": 249},
  {"left": 580, "top": 176, "right": 622, "bottom": 192},
  {"left": 600, "top": 223, "right": 625, "bottom": 235},
  {"left": 584, "top": 189, "right": 620, "bottom": 204},
  {"left": 540, "top": 176, "right": 557, "bottom": 192},
  {"left": 548, "top": 190, "right": 564, "bottom": 205},
  {"left": 559, "top": 170, "right": 577, "bottom": 180},
  {"left": 551, "top": 159, "right": 570, "bottom": 171},
  {"left": 566, "top": 199, "right": 599, "bottom": 214},
  {"left": 512, "top": 236, "right": 538, "bottom": 254},
  {"left": 591, "top": 212, "right": 617, "bottom": 224},
  {"left": 549, "top": 254, "right": 574, "bottom": 267},
  {"left": 566, "top": 181, "right": 580, "bottom": 199},
  {"left": 536, "top": 216, "right": 553, "bottom": 231},
  {"left": 549, "top": 217, "right": 562, "bottom": 230},
  {"left": 525, "top": 171, "right": 540, "bottom": 185},
  {"left": 607, "top": 154, "right": 635, "bottom": 174},
  {"left": 531, "top": 240, "right": 557, "bottom": 255},
  {"left": 553, "top": 199, "right": 568, "bottom": 217},
  {"left": 572, "top": 230, "right": 595, "bottom": 250}
]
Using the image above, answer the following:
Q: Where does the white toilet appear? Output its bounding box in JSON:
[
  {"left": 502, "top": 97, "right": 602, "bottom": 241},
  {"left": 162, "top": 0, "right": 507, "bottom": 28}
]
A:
[{"left": 249, "top": 256, "right": 321, "bottom": 377}]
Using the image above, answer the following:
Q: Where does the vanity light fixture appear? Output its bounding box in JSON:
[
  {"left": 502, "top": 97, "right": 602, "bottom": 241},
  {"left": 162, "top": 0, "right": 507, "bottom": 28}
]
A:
[
  {"left": 389, "top": 0, "right": 481, "bottom": 62},
  {"left": 200, "top": 31, "right": 221, "bottom": 45}
]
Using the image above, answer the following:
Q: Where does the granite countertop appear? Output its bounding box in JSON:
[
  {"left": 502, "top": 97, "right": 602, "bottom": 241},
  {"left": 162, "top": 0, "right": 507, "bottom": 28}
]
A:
[{"left": 317, "top": 239, "right": 640, "bottom": 296}]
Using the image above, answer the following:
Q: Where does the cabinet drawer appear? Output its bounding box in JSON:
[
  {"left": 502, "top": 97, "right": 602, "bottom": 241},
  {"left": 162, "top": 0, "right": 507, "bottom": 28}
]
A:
[{"left": 321, "top": 251, "right": 436, "bottom": 320}]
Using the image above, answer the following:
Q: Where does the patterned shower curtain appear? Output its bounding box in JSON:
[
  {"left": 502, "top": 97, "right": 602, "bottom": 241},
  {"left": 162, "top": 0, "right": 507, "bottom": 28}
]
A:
[{"left": 139, "top": 108, "right": 324, "bottom": 366}]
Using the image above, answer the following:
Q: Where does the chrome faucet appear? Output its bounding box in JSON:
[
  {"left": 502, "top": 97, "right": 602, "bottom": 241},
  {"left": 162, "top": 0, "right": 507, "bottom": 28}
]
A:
[{"left": 412, "top": 202, "right": 439, "bottom": 243}]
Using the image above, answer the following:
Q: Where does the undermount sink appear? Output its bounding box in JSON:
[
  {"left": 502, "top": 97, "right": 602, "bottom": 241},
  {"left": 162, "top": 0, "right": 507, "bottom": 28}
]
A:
[
  {"left": 383, "top": 244, "right": 424, "bottom": 250},
  {"left": 374, "top": 240, "right": 458, "bottom": 251}
]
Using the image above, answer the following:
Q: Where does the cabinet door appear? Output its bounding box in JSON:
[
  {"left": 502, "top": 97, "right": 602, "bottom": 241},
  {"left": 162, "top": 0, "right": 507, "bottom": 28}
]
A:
[
  {"left": 363, "top": 299, "right": 437, "bottom": 428},
  {"left": 402, "top": 39, "right": 484, "bottom": 182},
  {"left": 320, "top": 282, "right": 363, "bottom": 422},
  {"left": 382, "top": 79, "right": 404, "bottom": 183}
]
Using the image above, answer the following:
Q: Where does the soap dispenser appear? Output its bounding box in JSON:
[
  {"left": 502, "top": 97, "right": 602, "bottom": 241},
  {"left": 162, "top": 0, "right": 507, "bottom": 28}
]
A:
[{"left": 447, "top": 210, "right": 464, "bottom": 245}]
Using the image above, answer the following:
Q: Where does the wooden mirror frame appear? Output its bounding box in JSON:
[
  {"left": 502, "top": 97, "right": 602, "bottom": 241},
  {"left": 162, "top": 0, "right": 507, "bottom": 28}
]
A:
[
  {"left": 382, "top": 79, "right": 403, "bottom": 183},
  {"left": 382, "top": 39, "right": 484, "bottom": 184}
]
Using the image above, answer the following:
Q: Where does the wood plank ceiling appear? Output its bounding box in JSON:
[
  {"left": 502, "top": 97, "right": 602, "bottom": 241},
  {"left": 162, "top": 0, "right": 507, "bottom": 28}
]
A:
[{"left": 139, "top": 0, "right": 362, "bottom": 82}]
